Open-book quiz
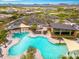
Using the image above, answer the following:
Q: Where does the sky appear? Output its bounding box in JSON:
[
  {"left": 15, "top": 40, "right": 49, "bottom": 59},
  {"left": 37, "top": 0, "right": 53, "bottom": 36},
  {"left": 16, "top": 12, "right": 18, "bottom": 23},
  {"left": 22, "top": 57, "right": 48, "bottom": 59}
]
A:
[{"left": 0, "top": 0, "right": 79, "bottom": 4}]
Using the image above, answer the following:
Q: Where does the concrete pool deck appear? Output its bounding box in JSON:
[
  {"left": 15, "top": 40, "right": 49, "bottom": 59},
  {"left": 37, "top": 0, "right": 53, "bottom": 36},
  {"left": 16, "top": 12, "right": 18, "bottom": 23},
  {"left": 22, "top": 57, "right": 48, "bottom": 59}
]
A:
[
  {"left": 1, "top": 31, "right": 64, "bottom": 59},
  {"left": 63, "top": 38, "right": 79, "bottom": 52},
  {"left": 1, "top": 32, "right": 44, "bottom": 59},
  {"left": 1, "top": 36, "right": 21, "bottom": 59},
  {"left": 1, "top": 40, "right": 43, "bottom": 59},
  {"left": 28, "top": 31, "right": 64, "bottom": 44}
]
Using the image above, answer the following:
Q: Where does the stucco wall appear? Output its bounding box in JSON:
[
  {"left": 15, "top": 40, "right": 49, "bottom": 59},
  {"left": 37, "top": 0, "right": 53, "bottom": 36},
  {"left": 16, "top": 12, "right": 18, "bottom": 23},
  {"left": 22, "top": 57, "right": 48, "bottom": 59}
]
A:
[{"left": 74, "top": 30, "right": 79, "bottom": 37}]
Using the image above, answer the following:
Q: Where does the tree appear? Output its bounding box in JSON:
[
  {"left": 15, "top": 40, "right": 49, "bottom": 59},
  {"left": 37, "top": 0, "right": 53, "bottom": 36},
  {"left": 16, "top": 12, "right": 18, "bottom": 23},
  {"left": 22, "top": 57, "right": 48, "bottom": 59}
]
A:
[
  {"left": 0, "top": 30, "right": 8, "bottom": 48},
  {"left": 58, "top": 37, "right": 63, "bottom": 44},
  {"left": 62, "top": 56, "right": 67, "bottom": 59},
  {"left": 21, "top": 55, "right": 26, "bottom": 59},
  {"left": 57, "top": 7, "right": 64, "bottom": 12},
  {"left": 20, "top": 47, "right": 36, "bottom": 59},
  {"left": 69, "top": 56, "right": 73, "bottom": 59},
  {"left": 31, "top": 23, "right": 37, "bottom": 31},
  {"left": 57, "top": 13, "right": 68, "bottom": 23},
  {"left": 26, "top": 47, "right": 36, "bottom": 59}
]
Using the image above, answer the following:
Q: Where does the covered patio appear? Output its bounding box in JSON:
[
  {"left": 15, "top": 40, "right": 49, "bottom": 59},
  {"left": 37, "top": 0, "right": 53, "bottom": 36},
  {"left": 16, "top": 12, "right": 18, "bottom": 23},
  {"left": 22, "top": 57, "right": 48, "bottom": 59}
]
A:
[
  {"left": 53, "top": 29, "right": 74, "bottom": 36},
  {"left": 6, "top": 22, "right": 31, "bottom": 33},
  {"left": 51, "top": 23, "right": 79, "bottom": 37}
]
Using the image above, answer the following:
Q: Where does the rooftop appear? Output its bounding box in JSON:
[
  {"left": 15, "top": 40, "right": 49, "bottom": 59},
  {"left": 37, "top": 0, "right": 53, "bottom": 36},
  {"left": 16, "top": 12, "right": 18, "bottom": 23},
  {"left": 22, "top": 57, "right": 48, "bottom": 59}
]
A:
[
  {"left": 5, "top": 17, "right": 79, "bottom": 30},
  {"left": 50, "top": 23, "right": 79, "bottom": 30}
]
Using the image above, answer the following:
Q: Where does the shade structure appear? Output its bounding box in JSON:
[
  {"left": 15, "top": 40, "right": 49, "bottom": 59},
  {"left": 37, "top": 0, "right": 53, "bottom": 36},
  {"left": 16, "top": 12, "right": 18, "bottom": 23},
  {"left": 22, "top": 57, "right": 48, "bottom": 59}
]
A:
[
  {"left": 19, "top": 23, "right": 30, "bottom": 32},
  {"left": 19, "top": 23, "right": 30, "bottom": 28},
  {"left": 63, "top": 38, "right": 79, "bottom": 52},
  {"left": 42, "top": 27, "right": 47, "bottom": 31},
  {"left": 6, "top": 23, "right": 30, "bottom": 30}
]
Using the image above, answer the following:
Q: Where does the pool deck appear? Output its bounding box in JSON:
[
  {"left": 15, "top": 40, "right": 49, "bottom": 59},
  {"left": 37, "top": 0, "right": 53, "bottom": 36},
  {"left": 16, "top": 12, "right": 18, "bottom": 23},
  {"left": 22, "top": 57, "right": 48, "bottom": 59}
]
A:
[
  {"left": 63, "top": 38, "right": 79, "bottom": 52},
  {"left": 28, "top": 31, "right": 64, "bottom": 44},
  {"left": 1, "top": 36, "right": 21, "bottom": 59},
  {"left": 0, "top": 30, "right": 64, "bottom": 59}
]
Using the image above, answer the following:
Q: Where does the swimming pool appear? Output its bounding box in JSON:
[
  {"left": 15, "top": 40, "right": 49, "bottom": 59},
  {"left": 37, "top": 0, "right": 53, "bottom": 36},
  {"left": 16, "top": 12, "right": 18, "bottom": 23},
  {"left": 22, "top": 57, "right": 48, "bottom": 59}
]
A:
[{"left": 8, "top": 32, "right": 68, "bottom": 59}]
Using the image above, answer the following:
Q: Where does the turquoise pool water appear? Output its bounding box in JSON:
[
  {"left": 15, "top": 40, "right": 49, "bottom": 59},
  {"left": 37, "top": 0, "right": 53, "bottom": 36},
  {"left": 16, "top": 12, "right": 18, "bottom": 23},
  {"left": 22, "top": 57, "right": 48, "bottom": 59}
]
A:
[{"left": 8, "top": 32, "right": 68, "bottom": 59}]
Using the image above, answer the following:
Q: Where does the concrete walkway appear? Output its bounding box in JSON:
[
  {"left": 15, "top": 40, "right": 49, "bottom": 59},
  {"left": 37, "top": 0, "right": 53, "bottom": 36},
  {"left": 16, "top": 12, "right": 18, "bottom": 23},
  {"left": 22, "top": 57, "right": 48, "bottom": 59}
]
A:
[
  {"left": 63, "top": 38, "right": 79, "bottom": 52},
  {"left": 1, "top": 36, "right": 21, "bottom": 59},
  {"left": 0, "top": 30, "right": 62, "bottom": 59}
]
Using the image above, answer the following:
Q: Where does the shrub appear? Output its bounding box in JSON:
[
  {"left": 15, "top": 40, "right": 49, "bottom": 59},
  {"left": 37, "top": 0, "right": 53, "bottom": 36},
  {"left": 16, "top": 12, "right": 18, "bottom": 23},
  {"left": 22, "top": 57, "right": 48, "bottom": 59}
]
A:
[
  {"left": 62, "top": 56, "right": 67, "bottom": 59},
  {"left": 21, "top": 55, "right": 26, "bottom": 59},
  {"left": 77, "top": 33, "right": 79, "bottom": 38},
  {"left": 76, "top": 56, "right": 79, "bottom": 59},
  {"left": 69, "top": 56, "right": 73, "bottom": 59},
  {"left": 26, "top": 47, "right": 36, "bottom": 59},
  {"left": 30, "top": 23, "right": 37, "bottom": 31}
]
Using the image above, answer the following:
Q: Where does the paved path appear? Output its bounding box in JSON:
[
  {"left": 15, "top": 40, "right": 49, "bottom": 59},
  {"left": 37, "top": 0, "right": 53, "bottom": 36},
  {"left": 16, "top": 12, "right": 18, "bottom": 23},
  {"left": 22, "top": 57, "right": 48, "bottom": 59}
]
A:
[
  {"left": 1, "top": 37, "right": 21, "bottom": 59},
  {"left": 63, "top": 38, "right": 79, "bottom": 52},
  {"left": 0, "top": 30, "right": 61, "bottom": 59}
]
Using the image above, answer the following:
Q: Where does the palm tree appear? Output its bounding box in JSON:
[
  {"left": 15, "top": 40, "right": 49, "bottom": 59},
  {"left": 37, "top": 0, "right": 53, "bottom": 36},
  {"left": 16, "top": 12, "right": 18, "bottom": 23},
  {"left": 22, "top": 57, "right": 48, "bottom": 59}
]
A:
[
  {"left": 21, "top": 55, "right": 26, "bottom": 59},
  {"left": 20, "top": 47, "right": 36, "bottom": 59},
  {"left": 26, "top": 47, "right": 36, "bottom": 59},
  {"left": 0, "top": 30, "right": 8, "bottom": 48},
  {"left": 62, "top": 56, "right": 67, "bottom": 59},
  {"left": 58, "top": 37, "right": 63, "bottom": 44},
  {"left": 30, "top": 23, "right": 37, "bottom": 32}
]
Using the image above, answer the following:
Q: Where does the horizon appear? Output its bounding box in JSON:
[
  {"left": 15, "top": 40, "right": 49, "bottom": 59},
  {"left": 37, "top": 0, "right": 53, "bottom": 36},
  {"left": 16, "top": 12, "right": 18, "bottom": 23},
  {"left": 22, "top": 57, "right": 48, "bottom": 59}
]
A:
[{"left": 0, "top": 0, "right": 79, "bottom": 4}]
